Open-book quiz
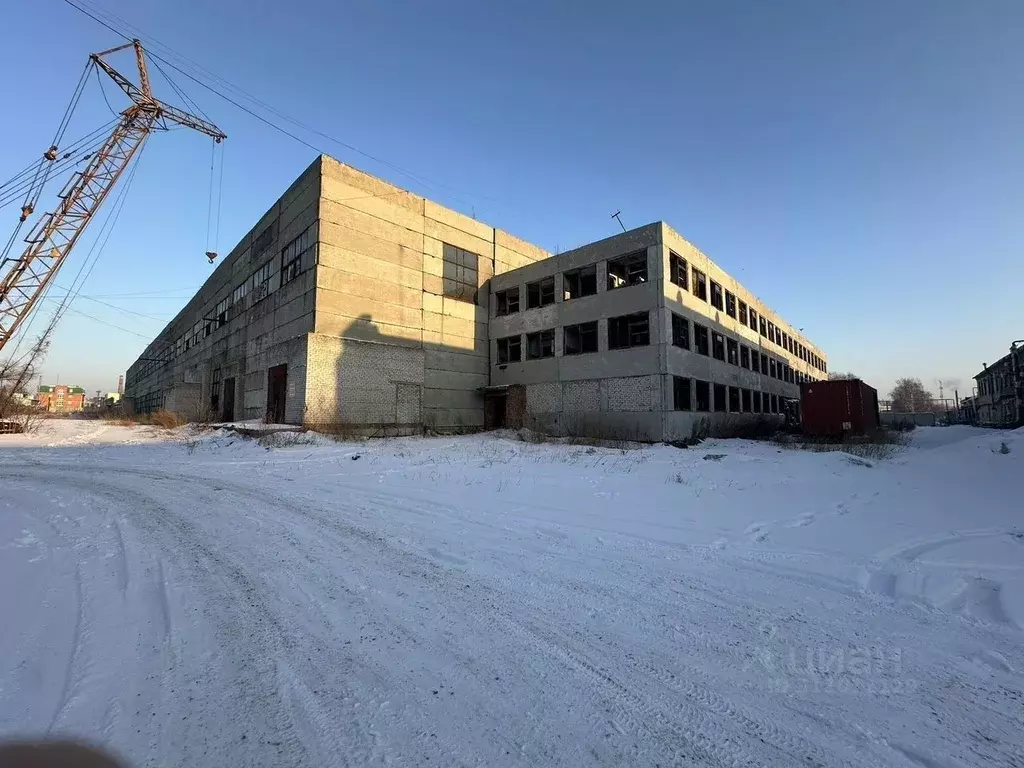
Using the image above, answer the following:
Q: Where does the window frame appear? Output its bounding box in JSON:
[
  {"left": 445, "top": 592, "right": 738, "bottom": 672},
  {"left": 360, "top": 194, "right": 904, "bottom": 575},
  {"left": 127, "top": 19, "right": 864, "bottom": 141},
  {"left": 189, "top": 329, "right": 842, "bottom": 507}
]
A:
[
  {"left": 738, "top": 301, "right": 748, "bottom": 326},
  {"left": 713, "top": 383, "right": 727, "bottom": 413},
  {"left": 728, "top": 386, "right": 740, "bottom": 413},
  {"left": 563, "top": 265, "right": 597, "bottom": 301},
  {"left": 692, "top": 267, "right": 708, "bottom": 301},
  {"left": 608, "top": 312, "right": 650, "bottom": 350},
  {"left": 740, "top": 345, "right": 750, "bottom": 369},
  {"left": 742, "top": 388, "right": 752, "bottom": 412},
  {"left": 710, "top": 281, "right": 724, "bottom": 311},
  {"left": 673, "top": 376, "right": 692, "bottom": 411},
  {"left": 606, "top": 250, "right": 648, "bottom": 290},
  {"left": 671, "top": 313, "right": 690, "bottom": 350},
  {"left": 727, "top": 338, "right": 739, "bottom": 366},
  {"left": 496, "top": 335, "right": 522, "bottom": 364},
  {"left": 695, "top": 380, "right": 711, "bottom": 412},
  {"left": 712, "top": 331, "right": 725, "bottom": 361},
  {"left": 563, "top": 321, "right": 599, "bottom": 356},
  {"left": 525, "top": 329, "right": 555, "bottom": 360},
  {"left": 526, "top": 277, "right": 556, "bottom": 309},
  {"left": 669, "top": 252, "right": 689, "bottom": 290},
  {"left": 495, "top": 287, "right": 520, "bottom": 316},
  {"left": 693, "top": 323, "right": 709, "bottom": 356},
  {"left": 725, "top": 291, "right": 737, "bottom": 319}
]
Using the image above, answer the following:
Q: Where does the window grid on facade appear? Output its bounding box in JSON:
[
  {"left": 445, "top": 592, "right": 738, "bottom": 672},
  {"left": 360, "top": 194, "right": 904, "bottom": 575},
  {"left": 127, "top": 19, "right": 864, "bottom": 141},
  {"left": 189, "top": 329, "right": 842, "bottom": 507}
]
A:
[
  {"left": 442, "top": 242, "right": 480, "bottom": 303},
  {"left": 563, "top": 321, "right": 598, "bottom": 355},
  {"left": 281, "top": 223, "right": 316, "bottom": 287},
  {"left": 608, "top": 312, "right": 650, "bottom": 349}
]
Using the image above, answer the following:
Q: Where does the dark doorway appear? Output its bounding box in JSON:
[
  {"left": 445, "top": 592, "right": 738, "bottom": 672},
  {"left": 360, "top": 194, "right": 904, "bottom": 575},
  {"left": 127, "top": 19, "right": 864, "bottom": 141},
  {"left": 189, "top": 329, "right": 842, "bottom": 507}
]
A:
[
  {"left": 484, "top": 393, "right": 507, "bottom": 429},
  {"left": 221, "top": 377, "right": 236, "bottom": 422},
  {"left": 267, "top": 364, "right": 287, "bottom": 423}
]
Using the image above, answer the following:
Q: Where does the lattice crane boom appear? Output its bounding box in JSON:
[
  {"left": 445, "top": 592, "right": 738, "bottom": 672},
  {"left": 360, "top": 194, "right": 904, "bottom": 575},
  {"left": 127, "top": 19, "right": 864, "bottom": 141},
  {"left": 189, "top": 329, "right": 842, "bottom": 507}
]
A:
[{"left": 0, "top": 40, "right": 225, "bottom": 352}]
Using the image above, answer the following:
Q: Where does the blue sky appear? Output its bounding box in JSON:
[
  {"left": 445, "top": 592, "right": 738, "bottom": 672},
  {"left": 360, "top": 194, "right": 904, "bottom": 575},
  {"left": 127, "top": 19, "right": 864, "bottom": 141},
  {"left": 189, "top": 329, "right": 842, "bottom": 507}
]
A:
[{"left": 1, "top": 0, "right": 1021, "bottom": 400}]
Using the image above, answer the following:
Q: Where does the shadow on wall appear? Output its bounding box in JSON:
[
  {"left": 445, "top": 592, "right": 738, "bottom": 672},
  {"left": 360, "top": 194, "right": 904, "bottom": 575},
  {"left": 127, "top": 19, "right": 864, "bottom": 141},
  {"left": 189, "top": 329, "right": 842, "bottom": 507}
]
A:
[{"left": 301, "top": 313, "right": 497, "bottom": 437}]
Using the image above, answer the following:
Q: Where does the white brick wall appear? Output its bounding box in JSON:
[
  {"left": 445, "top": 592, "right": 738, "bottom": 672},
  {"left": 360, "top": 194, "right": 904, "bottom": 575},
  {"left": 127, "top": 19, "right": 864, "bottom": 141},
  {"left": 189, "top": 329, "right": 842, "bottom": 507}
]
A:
[{"left": 562, "top": 380, "right": 601, "bottom": 411}]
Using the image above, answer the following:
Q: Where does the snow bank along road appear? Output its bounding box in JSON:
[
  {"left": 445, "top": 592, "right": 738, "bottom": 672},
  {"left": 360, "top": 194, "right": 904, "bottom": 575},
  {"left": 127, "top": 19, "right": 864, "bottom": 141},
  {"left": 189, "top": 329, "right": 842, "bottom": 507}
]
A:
[{"left": 1, "top": 421, "right": 1022, "bottom": 767}]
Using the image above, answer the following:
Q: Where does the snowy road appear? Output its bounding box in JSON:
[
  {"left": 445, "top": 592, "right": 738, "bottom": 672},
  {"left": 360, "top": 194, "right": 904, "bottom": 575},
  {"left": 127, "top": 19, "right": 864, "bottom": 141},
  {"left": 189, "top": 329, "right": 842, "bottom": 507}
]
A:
[{"left": 1, "top": 423, "right": 1023, "bottom": 766}]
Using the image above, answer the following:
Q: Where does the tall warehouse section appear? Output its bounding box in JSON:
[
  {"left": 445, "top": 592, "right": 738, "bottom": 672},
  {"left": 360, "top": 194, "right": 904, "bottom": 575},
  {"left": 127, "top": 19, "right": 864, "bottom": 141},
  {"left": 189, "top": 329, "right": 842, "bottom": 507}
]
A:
[{"left": 125, "top": 156, "right": 828, "bottom": 438}]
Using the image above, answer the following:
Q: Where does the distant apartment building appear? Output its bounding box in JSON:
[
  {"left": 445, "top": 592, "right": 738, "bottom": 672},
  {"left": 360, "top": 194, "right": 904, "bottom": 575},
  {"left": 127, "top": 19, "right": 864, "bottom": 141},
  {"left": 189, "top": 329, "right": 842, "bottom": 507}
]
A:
[
  {"left": 125, "top": 156, "right": 827, "bottom": 439},
  {"left": 974, "top": 345, "right": 1023, "bottom": 427},
  {"left": 37, "top": 384, "right": 86, "bottom": 413}
]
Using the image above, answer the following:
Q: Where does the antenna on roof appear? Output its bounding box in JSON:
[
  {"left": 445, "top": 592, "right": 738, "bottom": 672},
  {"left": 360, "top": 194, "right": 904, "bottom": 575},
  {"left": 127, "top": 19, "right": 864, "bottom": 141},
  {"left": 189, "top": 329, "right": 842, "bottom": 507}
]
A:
[{"left": 611, "top": 210, "right": 626, "bottom": 233}]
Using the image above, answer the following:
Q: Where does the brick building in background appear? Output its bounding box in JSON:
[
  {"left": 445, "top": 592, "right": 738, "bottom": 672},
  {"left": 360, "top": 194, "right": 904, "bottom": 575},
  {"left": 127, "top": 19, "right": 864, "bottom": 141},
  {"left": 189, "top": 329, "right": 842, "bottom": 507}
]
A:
[
  {"left": 125, "top": 155, "right": 827, "bottom": 439},
  {"left": 37, "top": 384, "right": 86, "bottom": 413}
]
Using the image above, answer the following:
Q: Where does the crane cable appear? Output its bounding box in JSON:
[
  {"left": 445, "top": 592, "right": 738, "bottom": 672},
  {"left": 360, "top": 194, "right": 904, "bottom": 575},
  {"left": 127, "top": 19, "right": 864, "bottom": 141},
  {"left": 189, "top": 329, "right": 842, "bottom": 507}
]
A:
[
  {"left": 0, "top": 119, "right": 116, "bottom": 196},
  {"left": 0, "top": 127, "right": 114, "bottom": 211}
]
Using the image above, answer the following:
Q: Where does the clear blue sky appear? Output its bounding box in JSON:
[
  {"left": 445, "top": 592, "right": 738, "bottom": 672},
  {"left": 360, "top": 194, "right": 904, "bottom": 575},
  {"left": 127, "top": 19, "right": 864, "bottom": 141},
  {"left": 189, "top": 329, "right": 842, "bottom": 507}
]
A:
[{"left": 1, "top": 0, "right": 1021, "bottom": 400}]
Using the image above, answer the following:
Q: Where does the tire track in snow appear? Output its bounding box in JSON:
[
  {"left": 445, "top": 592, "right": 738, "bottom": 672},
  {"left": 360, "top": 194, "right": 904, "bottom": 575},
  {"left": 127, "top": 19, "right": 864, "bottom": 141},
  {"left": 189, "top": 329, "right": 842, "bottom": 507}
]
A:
[{"left": 48, "top": 562, "right": 83, "bottom": 735}]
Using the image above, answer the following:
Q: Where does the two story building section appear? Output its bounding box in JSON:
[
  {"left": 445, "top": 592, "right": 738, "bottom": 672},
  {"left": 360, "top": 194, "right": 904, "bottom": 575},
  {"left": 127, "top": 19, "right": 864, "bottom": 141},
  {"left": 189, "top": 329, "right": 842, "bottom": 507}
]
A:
[{"left": 125, "top": 156, "right": 827, "bottom": 440}]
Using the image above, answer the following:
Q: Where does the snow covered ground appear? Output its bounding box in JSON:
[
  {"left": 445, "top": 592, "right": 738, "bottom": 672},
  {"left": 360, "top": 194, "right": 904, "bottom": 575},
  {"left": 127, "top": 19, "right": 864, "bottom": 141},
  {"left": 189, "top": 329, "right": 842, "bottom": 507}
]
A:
[{"left": 1, "top": 420, "right": 1022, "bottom": 767}]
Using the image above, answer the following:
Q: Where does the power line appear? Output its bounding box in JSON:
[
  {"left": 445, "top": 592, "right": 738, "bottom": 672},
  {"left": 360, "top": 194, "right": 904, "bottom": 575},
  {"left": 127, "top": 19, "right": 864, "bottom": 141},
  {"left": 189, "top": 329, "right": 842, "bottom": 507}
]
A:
[{"left": 60, "top": 0, "right": 499, "bottom": 207}]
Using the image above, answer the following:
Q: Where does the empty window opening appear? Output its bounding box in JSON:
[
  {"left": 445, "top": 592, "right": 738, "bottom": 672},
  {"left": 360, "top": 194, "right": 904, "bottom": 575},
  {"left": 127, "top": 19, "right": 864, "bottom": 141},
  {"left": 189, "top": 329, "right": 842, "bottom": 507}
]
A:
[
  {"left": 526, "top": 329, "right": 555, "bottom": 359},
  {"left": 695, "top": 380, "right": 711, "bottom": 412},
  {"left": 495, "top": 288, "right": 519, "bottom": 316},
  {"left": 712, "top": 332, "right": 725, "bottom": 361},
  {"left": 692, "top": 268, "right": 708, "bottom": 301},
  {"left": 564, "top": 321, "right": 598, "bottom": 355},
  {"left": 710, "top": 281, "right": 724, "bottom": 311},
  {"left": 497, "top": 335, "right": 522, "bottom": 364},
  {"left": 739, "top": 301, "right": 748, "bottom": 325},
  {"left": 742, "top": 388, "right": 752, "bottom": 412},
  {"left": 740, "top": 345, "right": 750, "bottom": 369},
  {"left": 608, "top": 312, "right": 650, "bottom": 349},
  {"left": 725, "top": 291, "right": 737, "bottom": 318},
  {"left": 672, "top": 313, "right": 690, "bottom": 349},
  {"left": 694, "top": 324, "right": 710, "bottom": 356},
  {"left": 607, "top": 250, "right": 648, "bottom": 290},
  {"left": 713, "top": 383, "right": 727, "bottom": 413},
  {"left": 669, "top": 252, "right": 688, "bottom": 290},
  {"left": 673, "top": 376, "right": 692, "bottom": 411},
  {"left": 563, "top": 265, "right": 597, "bottom": 300},
  {"left": 527, "top": 277, "right": 555, "bottom": 309},
  {"left": 727, "top": 338, "right": 739, "bottom": 366}
]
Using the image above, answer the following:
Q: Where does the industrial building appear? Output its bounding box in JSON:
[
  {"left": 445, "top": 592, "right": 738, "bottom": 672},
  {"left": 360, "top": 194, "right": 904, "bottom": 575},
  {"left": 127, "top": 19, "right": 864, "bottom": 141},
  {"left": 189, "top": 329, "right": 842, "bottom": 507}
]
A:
[
  {"left": 125, "top": 156, "right": 827, "bottom": 439},
  {"left": 974, "top": 345, "right": 1023, "bottom": 427}
]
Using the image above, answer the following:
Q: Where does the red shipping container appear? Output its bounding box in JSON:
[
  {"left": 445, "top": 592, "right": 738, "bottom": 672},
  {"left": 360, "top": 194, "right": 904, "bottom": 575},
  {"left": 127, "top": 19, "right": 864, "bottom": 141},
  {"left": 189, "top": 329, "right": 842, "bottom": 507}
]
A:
[{"left": 800, "top": 379, "right": 880, "bottom": 437}]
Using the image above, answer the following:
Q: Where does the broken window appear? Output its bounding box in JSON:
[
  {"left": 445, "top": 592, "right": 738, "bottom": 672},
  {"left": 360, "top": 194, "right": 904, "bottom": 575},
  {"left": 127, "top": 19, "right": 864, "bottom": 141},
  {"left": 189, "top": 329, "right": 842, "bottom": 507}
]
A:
[
  {"left": 759, "top": 316, "right": 767, "bottom": 337},
  {"left": 673, "top": 376, "right": 692, "bottom": 411},
  {"left": 608, "top": 312, "right": 650, "bottom": 349},
  {"left": 563, "top": 321, "right": 598, "bottom": 355},
  {"left": 526, "top": 277, "right": 555, "bottom": 309},
  {"left": 748, "top": 307, "right": 758, "bottom": 332},
  {"left": 692, "top": 267, "right": 708, "bottom": 301},
  {"left": 497, "top": 335, "right": 522, "bottom": 364},
  {"left": 727, "top": 338, "right": 739, "bottom": 365},
  {"left": 495, "top": 287, "right": 520, "bottom": 316},
  {"left": 752, "top": 390, "right": 761, "bottom": 413},
  {"left": 739, "top": 301, "right": 748, "bottom": 325},
  {"left": 762, "top": 392, "right": 771, "bottom": 412},
  {"left": 710, "top": 281, "right": 724, "bottom": 311},
  {"left": 607, "top": 250, "right": 647, "bottom": 290},
  {"left": 442, "top": 243, "right": 479, "bottom": 303},
  {"left": 713, "top": 383, "right": 727, "bottom": 413},
  {"left": 742, "top": 388, "right": 752, "bottom": 412},
  {"left": 669, "top": 252, "right": 688, "bottom": 290},
  {"left": 725, "top": 291, "right": 736, "bottom": 318},
  {"left": 281, "top": 224, "right": 316, "bottom": 287},
  {"left": 526, "top": 329, "right": 555, "bottom": 360},
  {"left": 781, "top": 331, "right": 788, "bottom": 350},
  {"left": 771, "top": 394, "right": 779, "bottom": 414},
  {"left": 712, "top": 332, "right": 725, "bottom": 361},
  {"left": 563, "top": 265, "right": 597, "bottom": 300},
  {"left": 695, "top": 380, "right": 711, "bottom": 412},
  {"left": 769, "top": 358, "right": 777, "bottom": 379},
  {"left": 672, "top": 313, "right": 690, "bottom": 349},
  {"left": 767, "top": 321, "right": 776, "bottom": 344},
  {"left": 232, "top": 281, "right": 248, "bottom": 307},
  {"left": 740, "top": 345, "right": 750, "bottom": 369},
  {"left": 215, "top": 297, "right": 230, "bottom": 328},
  {"left": 761, "top": 354, "right": 769, "bottom": 376},
  {"left": 694, "top": 324, "right": 709, "bottom": 356},
  {"left": 729, "top": 386, "right": 740, "bottom": 413},
  {"left": 750, "top": 349, "right": 760, "bottom": 371}
]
